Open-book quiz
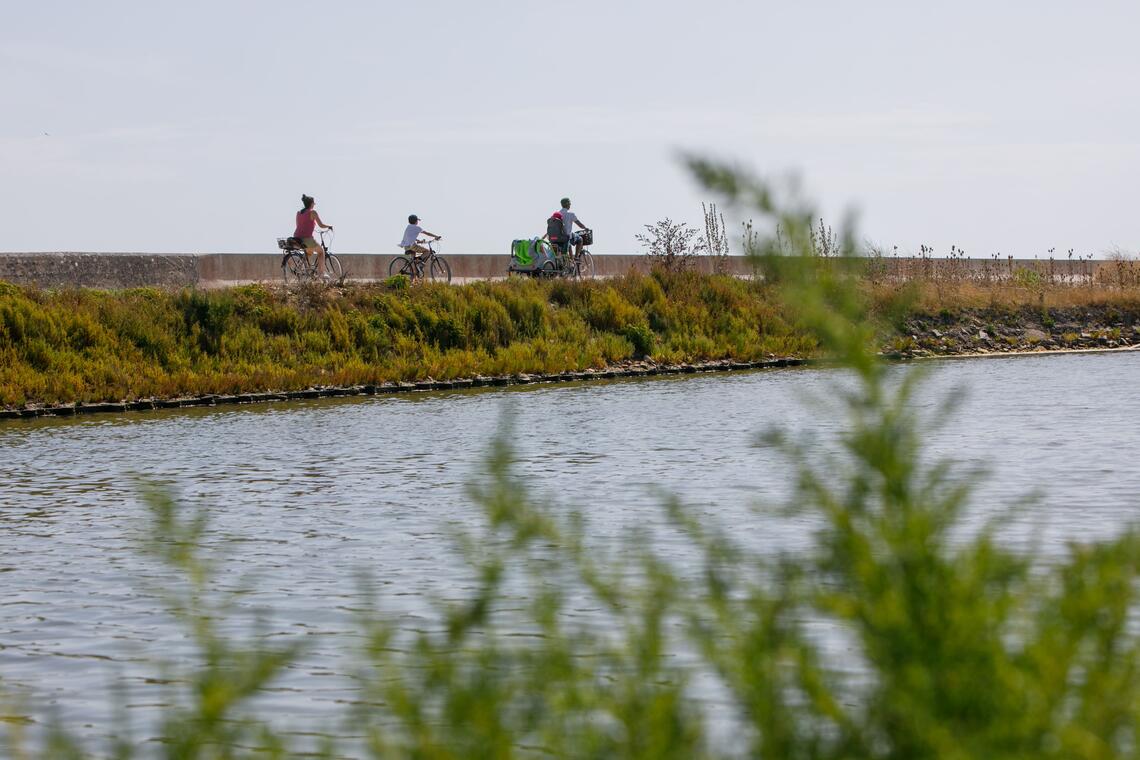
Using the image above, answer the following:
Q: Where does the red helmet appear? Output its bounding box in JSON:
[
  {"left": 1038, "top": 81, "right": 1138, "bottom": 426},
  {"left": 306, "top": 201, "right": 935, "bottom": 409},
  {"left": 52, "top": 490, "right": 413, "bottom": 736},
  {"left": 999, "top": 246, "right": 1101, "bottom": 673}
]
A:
[{"left": 551, "top": 211, "right": 563, "bottom": 219}]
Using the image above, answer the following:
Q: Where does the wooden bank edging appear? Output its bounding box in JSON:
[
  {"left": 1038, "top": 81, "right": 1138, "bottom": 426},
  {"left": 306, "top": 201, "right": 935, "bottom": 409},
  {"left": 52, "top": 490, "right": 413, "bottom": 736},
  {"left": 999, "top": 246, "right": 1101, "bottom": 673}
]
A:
[{"left": 0, "top": 358, "right": 808, "bottom": 421}]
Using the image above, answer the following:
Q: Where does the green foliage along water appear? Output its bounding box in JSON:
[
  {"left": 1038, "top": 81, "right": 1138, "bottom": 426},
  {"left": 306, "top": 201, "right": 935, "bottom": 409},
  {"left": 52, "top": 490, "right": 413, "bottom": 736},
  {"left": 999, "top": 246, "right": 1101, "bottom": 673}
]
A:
[{"left": 0, "top": 273, "right": 814, "bottom": 407}]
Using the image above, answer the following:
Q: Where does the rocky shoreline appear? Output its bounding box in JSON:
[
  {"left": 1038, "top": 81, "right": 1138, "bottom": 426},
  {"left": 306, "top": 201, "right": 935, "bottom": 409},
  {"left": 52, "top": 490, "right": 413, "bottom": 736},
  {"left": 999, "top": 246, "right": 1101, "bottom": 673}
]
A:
[{"left": 892, "top": 305, "right": 1140, "bottom": 357}]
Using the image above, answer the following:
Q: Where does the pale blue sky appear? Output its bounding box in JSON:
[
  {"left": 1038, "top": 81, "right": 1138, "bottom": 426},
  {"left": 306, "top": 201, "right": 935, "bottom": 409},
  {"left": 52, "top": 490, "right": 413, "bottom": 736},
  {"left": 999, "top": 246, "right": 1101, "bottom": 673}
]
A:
[{"left": 4, "top": 1, "right": 1138, "bottom": 257}]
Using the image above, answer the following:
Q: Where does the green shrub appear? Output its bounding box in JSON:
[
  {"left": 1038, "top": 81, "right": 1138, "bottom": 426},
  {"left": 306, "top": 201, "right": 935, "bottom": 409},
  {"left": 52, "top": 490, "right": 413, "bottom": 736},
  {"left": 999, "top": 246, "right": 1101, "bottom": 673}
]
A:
[
  {"left": 585, "top": 286, "right": 644, "bottom": 333},
  {"left": 1014, "top": 266, "right": 1043, "bottom": 288},
  {"left": 622, "top": 323, "right": 656, "bottom": 357},
  {"left": 178, "top": 290, "right": 234, "bottom": 354},
  {"left": 466, "top": 294, "right": 515, "bottom": 350}
]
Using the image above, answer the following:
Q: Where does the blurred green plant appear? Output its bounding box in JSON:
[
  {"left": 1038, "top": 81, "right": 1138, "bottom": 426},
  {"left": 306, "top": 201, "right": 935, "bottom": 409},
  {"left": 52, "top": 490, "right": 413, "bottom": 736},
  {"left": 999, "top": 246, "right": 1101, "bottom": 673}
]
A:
[{"left": 7, "top": 163, "right": 1140, "bottom": 758}]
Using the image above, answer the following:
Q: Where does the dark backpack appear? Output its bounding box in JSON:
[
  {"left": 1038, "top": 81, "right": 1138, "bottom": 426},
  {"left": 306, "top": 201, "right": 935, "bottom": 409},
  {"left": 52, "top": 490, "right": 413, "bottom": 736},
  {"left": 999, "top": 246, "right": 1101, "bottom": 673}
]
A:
[{"left": 547, "top": 215, "right": 565, "bottom": 242}]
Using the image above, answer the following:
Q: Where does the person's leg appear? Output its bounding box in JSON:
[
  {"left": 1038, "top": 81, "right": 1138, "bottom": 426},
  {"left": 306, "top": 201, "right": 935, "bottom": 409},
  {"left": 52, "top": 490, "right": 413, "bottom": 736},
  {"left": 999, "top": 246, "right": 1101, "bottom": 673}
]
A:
[
  {"left": 303, "top": 244, "right": 325, "bottom": 275},
  {"left": 406, "top": 245, "right": 429, "bottom": 282}
]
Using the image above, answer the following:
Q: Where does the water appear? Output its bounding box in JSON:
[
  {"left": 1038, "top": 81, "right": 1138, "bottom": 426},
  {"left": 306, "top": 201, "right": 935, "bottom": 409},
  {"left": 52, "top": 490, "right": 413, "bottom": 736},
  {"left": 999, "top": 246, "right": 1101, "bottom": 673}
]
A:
[{"left": 2, "top": 350, "right": 1139, "bottom": 750}]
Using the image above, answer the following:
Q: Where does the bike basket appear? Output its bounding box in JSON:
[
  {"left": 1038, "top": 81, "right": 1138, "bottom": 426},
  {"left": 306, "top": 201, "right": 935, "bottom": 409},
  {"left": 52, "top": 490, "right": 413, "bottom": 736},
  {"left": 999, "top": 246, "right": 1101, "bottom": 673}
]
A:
[{"left": 578, "top": 229, "right": 594, "bottom": 246}]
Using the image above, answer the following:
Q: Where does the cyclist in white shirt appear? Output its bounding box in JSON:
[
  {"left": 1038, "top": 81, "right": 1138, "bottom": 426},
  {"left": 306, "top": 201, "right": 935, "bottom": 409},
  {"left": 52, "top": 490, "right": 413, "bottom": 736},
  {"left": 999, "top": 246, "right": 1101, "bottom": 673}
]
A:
[
  {"left": 399, "top": 214, "right": 442, "bottom": 259},
  {"left": 558, "top": 198, "right": 588, "bottom": 258}
]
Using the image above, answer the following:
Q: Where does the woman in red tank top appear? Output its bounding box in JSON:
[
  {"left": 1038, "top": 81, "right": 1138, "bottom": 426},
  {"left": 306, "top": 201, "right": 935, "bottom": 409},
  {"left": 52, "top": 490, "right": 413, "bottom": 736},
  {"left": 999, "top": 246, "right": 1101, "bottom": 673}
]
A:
[{"left": 294, "top": 194, "right": 334, "bottom": 278}]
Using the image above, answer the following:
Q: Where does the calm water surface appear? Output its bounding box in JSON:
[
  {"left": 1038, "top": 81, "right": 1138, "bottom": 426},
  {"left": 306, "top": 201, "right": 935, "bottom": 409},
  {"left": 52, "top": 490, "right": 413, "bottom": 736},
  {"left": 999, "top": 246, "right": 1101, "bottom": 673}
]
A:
[{"left": 2, "top": 351, "right": 1139, "bottom": 750}]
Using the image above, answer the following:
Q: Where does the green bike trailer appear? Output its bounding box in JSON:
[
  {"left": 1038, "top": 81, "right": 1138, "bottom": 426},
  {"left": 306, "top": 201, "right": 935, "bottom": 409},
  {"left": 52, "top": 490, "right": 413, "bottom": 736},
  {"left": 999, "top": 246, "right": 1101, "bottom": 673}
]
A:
[{"left": 508, "top": 238, "right": 554, "bottom": 274}]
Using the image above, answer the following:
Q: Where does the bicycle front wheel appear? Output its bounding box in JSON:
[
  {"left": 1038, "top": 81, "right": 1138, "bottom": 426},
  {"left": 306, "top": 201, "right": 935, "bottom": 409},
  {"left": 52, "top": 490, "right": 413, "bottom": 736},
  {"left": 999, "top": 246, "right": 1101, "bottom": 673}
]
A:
[
  {"left": 283, "top": 252, "right": 309, "bottom": 284},
  {"left": 388, "top": 256, "right": 414, "bottom": 278},
  {"left": 324, "top": 253, "right": 344, "bottom": 281},
  {"left": 429, "top": 257, "right": 452, "bottom": 284},
  {"left": 575, "top": 250, "right": 596, "bottom": 279}
]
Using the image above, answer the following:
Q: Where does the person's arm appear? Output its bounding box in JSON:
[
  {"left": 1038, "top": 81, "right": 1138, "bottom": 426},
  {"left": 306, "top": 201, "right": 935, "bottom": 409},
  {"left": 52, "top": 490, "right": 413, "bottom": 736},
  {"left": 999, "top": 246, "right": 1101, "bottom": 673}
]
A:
[
  {"left": 421, "top": 229, "right": 442, "bottom": 240},
  {"left": 574, "top": 218, "right": 586, "bottom": 230},
  {"left": 313, "top": 211, "right": 333, "bottom": 230}
]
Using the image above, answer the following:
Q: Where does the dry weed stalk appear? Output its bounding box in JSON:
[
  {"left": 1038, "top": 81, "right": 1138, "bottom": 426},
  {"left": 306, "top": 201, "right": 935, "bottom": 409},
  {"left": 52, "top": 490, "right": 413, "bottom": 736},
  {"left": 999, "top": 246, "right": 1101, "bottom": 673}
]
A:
[{"left": 702, "top": 202, "right": 732, "bottom": 274}]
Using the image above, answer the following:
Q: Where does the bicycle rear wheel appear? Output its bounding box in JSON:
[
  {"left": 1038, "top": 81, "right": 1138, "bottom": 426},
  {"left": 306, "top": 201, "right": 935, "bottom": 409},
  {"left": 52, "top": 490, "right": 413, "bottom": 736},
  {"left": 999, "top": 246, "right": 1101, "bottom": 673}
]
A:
[
  {"left": 429, "top": 256, "right": 452, "bottom": 284},
  {"left": 388, "top": 256, "right": 414, "bottom": 278},
  {"left": 283, "top": 252, "right": 309, "bottom": 284}
]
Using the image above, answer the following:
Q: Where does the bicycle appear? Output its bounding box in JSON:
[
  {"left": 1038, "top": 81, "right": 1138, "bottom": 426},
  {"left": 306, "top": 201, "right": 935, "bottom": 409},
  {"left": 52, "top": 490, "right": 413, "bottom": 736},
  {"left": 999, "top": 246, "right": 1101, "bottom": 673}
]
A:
[
  {"left": 551, "top": 228, "right": 595, "bottom": 279},
  {"left": 507, "top": 229, "right": 596, "bottom": 279},
  {"left": 278, "top": 228, "right": 344, "bottom": 284},
  {"left": 388, "top": 239, "right": 452, "bottom": 284}
]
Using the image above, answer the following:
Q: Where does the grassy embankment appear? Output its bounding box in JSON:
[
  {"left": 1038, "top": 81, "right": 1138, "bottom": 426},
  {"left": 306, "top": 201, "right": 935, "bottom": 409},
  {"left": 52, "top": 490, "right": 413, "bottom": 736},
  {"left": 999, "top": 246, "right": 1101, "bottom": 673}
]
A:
[
  {"left": 2, "top": 269, "right": 1139, "bottom": 408},
  {"left": 0, "top": 272, "right": 814, "bottom": 408}
]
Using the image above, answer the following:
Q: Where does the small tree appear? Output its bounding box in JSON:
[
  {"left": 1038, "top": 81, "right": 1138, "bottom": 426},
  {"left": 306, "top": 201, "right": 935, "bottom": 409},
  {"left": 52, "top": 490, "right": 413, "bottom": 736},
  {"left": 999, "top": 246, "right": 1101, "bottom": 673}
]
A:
[{"left": 636, "top": 218, "right": 704, "bottom": 272}]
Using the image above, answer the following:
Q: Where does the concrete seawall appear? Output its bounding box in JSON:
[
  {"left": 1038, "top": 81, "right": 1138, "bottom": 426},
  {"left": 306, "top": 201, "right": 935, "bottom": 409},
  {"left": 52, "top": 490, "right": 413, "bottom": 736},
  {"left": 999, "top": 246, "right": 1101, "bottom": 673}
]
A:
[
  {"left": 0, "top": 252, "right": 759, "bottom": 288},
  {"left": 0, "top": 253, "right": 203, "bottom": 289},
  {"left": 0, "top": 252, "right": 1118, "bottom": 289}
]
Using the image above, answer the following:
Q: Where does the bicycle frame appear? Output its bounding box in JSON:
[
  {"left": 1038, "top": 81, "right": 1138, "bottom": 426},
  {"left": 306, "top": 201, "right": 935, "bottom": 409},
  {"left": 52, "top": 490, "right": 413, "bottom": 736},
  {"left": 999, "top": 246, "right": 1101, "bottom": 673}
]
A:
[
  {"left": 391, "top": 239, "right": 451, "bottom": 284},
  {"left": 546, "top": 231, "right": 593, "bottom": 279},
  {"left": 408, "top": 241, "right": 437, "bottom": 272}
]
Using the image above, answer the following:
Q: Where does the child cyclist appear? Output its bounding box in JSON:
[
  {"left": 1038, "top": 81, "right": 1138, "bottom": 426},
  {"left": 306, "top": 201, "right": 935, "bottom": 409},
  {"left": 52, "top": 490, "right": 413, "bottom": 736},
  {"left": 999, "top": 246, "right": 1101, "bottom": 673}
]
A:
[{"left": 399, "top": 214, "right": 442, "bottom": 260}]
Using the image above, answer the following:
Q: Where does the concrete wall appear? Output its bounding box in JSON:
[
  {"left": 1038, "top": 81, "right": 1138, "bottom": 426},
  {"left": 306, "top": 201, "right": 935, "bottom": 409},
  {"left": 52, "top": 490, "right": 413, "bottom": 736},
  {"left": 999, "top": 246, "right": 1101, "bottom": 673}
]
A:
[
  {"left": 195, "top": 252, "right": 763, "bottom": 285},
  {"left": 0, "top": 252, "right": 202, "bottom": 289},
  {"left": 0, "top": 252, "right": 762, "bottom": 288},
  {"left": 0, "top": 251, "right": 1116, "bottom": 289}
]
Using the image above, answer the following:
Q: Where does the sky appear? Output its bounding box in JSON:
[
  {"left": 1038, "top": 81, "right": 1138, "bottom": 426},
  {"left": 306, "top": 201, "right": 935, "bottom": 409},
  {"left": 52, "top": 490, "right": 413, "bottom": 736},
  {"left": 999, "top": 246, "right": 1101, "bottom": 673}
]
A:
[{"left": 3, "top": 0, "right": 1139, "bottom": 257}]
